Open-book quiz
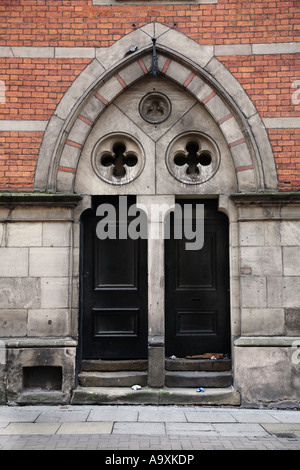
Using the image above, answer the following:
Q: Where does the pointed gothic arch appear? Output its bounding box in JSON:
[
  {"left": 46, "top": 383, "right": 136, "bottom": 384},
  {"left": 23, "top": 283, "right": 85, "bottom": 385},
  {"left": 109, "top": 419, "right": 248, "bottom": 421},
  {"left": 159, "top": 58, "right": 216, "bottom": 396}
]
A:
[{"left": 34, "top": 22, "right": 277, "bottom": 193}]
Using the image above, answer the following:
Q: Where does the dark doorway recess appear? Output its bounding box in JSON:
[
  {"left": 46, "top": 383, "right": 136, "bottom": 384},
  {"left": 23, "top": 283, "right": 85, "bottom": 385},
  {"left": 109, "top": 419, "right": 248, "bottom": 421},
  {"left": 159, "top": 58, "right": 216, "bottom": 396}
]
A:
[
  {"left": 165, "top": 199, "right": 230, "bottom": 358},
  {"left": 80, "top": 196, "right": 148, "bottom": 359}
]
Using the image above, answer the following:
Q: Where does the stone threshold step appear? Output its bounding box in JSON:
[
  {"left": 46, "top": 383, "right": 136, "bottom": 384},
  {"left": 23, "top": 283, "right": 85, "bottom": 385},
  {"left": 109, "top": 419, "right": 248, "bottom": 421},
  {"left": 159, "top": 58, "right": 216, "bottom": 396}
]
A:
[
  {"left": 165, "top": 358, "right": 231, "bottom": 372},
  {"left": 81, "top": 359, "right": 148, "bottom": 372},
  {"left": 165, "top": 371, "right": 233, "bottom": 388},
  {"left": 71, "top": 386, "right": 241, "bottom": 406},
  {"left": 79, "top": 371, "right": 148, "bottom": 388}
]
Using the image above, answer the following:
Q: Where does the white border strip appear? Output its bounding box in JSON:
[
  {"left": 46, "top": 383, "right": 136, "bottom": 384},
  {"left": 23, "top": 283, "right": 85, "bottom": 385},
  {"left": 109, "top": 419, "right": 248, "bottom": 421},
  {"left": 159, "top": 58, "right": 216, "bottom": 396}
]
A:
[
  {"left": 263, "top": 117, "right": 300, "bottom": 129},
  {"left": 1, "top": 119, "right": 299, "bottom": 133},
  {"left": 0, "top": 120, "right": 48, "bottom": 132},
  {"left": 252, "top": 43, "right": 300, "bottom": 55},
  {"left": 0, "top": 42, "right": 299, "bottom": 59},
  {"left": 216, "top": 42, "right": 300, "bottom": 56},
  {"left": 92, "top": 0, "right": 218, "bottom": 4},
  {"left": 0, "top": 47, "right": 95, "bottom": 59}
]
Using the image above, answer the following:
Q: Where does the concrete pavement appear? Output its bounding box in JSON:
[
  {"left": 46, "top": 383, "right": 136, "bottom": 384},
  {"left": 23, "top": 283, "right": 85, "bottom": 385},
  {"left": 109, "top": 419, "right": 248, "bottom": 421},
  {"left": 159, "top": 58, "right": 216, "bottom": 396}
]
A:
[{"left": 0, "top": 404, "right": 300, "bottom": 450}]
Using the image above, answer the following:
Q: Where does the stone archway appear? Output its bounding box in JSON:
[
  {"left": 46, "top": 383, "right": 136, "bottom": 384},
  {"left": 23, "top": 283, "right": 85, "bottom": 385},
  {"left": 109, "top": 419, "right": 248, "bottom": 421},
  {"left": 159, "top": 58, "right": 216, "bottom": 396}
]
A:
[{"left": 34, "top": 22, "right": 278, "bottom": 195}]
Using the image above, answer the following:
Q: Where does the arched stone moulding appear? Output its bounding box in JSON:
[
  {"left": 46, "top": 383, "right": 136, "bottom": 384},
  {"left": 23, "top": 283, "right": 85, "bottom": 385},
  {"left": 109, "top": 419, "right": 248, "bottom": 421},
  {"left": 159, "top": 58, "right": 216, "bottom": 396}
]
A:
[{"left": 34, "top": 22, "right": 277, "bottom": 194}]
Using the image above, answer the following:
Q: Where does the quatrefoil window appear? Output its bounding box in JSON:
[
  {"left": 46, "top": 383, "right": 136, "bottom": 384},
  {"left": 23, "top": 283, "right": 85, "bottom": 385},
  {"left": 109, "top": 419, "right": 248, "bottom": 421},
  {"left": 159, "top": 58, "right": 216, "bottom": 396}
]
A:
[
  {"left": 174, "top": 141, "right": 213, "bottom": 176},
  {"left": 100, "top": 142, "right": 138, "bottom": 178},
  {"left": 92, "top": 133, "right": 144, "bottom": 185},
  {"left": 166, "top": 132, "right": 220, "bottom": 185}
]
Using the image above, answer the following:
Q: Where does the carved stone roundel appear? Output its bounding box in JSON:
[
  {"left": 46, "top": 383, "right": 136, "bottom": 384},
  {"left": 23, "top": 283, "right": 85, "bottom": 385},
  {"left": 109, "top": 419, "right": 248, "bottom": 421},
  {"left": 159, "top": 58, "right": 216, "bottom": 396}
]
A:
[
  {"left": 92, "top": 133, "right": 144, "bottom": 185},
  {"left": 139, "top": 92, "right": 171, "bottom": 124},
  {"left": 166, "top": 131, "right": 220, "bottom": 185}
]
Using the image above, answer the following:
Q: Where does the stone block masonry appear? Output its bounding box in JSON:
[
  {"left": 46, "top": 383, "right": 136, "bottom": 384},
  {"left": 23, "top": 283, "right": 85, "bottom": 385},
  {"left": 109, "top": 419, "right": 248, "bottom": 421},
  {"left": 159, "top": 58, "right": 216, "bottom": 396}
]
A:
[
  {"left": 0, "top": 204, "right": 74, "bottom": 340},
  {"left": 0, "top": 196, "right": 80, "bottom": 405},
  {"left": 231, "top": 193, "right": 300, "bottom": 406}
]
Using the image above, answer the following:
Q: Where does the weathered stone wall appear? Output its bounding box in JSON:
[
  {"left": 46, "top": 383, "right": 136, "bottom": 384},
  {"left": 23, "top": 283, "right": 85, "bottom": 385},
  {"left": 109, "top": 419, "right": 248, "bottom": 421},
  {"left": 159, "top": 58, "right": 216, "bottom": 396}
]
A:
[
  {"left": 0, "top": 197, "right": 80, "bottom": 404},
  {"left": 0, "top": 205, "right": 73, "bottom": 337},
  {"left": 232, "top": 195, "right": 300, "bottom": 407}
]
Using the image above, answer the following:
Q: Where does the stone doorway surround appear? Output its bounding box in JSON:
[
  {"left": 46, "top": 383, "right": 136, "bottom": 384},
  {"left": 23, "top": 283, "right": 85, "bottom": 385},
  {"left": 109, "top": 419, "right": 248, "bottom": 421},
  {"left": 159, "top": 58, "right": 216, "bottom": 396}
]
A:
[{"left": 33, "top": 22, "right": 277, "bottom": 394}]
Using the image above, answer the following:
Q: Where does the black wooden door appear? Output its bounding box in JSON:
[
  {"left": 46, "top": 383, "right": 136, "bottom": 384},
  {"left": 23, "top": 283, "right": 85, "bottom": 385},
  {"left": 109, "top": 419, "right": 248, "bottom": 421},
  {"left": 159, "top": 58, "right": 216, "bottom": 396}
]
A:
[
  {"left": 81, "top": 197, "right": 148, "bottom": 359},
  {"left": 165, "top": 199, "right": 230, "bottom": 357}
]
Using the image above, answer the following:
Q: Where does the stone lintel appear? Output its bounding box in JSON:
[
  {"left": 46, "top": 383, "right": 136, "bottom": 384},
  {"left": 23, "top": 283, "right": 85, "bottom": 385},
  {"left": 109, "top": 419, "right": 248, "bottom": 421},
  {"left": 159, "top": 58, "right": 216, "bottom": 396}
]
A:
[
  {"left": 2, "top": 337, "right": 77, "bottom": 348},
  {"left": 230, "top": 192, "right": 300, "bottom": 206},
  {"left": 0, "top": 193, "right": 82, "bottom": 207}
]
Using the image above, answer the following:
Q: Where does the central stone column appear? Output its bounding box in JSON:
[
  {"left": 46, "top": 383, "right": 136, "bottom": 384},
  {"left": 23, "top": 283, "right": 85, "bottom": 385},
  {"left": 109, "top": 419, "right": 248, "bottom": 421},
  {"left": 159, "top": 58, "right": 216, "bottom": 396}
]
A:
[{"left": 137, "top": 195, "right": 175, "bottom": 387}]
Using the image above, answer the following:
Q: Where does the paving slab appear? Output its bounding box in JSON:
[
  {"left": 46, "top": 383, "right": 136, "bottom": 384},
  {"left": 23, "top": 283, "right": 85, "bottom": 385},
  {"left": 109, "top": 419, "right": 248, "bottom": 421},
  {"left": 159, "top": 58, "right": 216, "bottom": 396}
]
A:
[
  {"left": 165, "top": 422, "right": 216, "bottom": 435},
  {"left": 212, "top": 423, "right": 269, "bottom": 436},
  {"left": 88, "top": 408, "right": 138, "bottom": 422},
  {"left": 0, "top": 423, "right": 10, "bottom": 430},
  {"left": 36, "top": 410, "right": 90, "bottom": 423},
  {"left": 0, "top": 409, "right": 41, "bottom": 423},
  {"left": 267, "top": 411, "right": 300, "bottom": 423},
  {"left": 261, "top": 423, "right": 300, "bottom": 435},
  {"left": 138, "top": 408, "right": 187, "bottom": 422},
  {"left": 0, "top": 423, "right": 60, "bottom": 435},
  {"left": 112, "top": 422, "right": 166, "bottom": 435},
  {"left": 185, "top": 411, "right": 237, "bottom": 423},
  {"left": 57, "top": 422, "right": 113, "bottom": 434},
  {"left": 229, "top": 410, "right": 280, "bottom": 423}
]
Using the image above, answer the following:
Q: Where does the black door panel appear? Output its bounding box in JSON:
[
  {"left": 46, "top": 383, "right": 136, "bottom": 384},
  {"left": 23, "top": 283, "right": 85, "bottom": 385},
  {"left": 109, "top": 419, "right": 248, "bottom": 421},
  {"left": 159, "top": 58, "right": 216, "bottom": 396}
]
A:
[
  {"left": 81, "top": 197, "right": 148, "bottom": 359},
  {"left": 165, "top": 199, "right": 230, "bottom": 357}
]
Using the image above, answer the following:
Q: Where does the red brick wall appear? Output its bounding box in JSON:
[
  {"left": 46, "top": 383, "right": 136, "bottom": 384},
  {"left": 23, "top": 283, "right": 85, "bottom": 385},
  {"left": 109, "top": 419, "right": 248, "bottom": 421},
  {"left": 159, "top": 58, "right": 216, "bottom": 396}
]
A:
[
  {"left": 218, "top": 53, "right": 300, "bottom": 192},
  {"left": 268, "top": 129, "right": 300, "bottom": 192},
  {"left": 0, "top": 58, "right": 91, "bottom": 120},
  {"left": 0, "top": 0, "right": 299, "bottom": 191},
  {"left": 0, "top": 58, "right": 91, "bottom": 190},
  {"left": 218, "top": 55, "right": 299, "bottom": 118},
  {"left": 0, "top": 0, "right": 298, "bottom": 47},
  {"left": 0, "top": 132, "right": 43, "bottom": 190}
]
